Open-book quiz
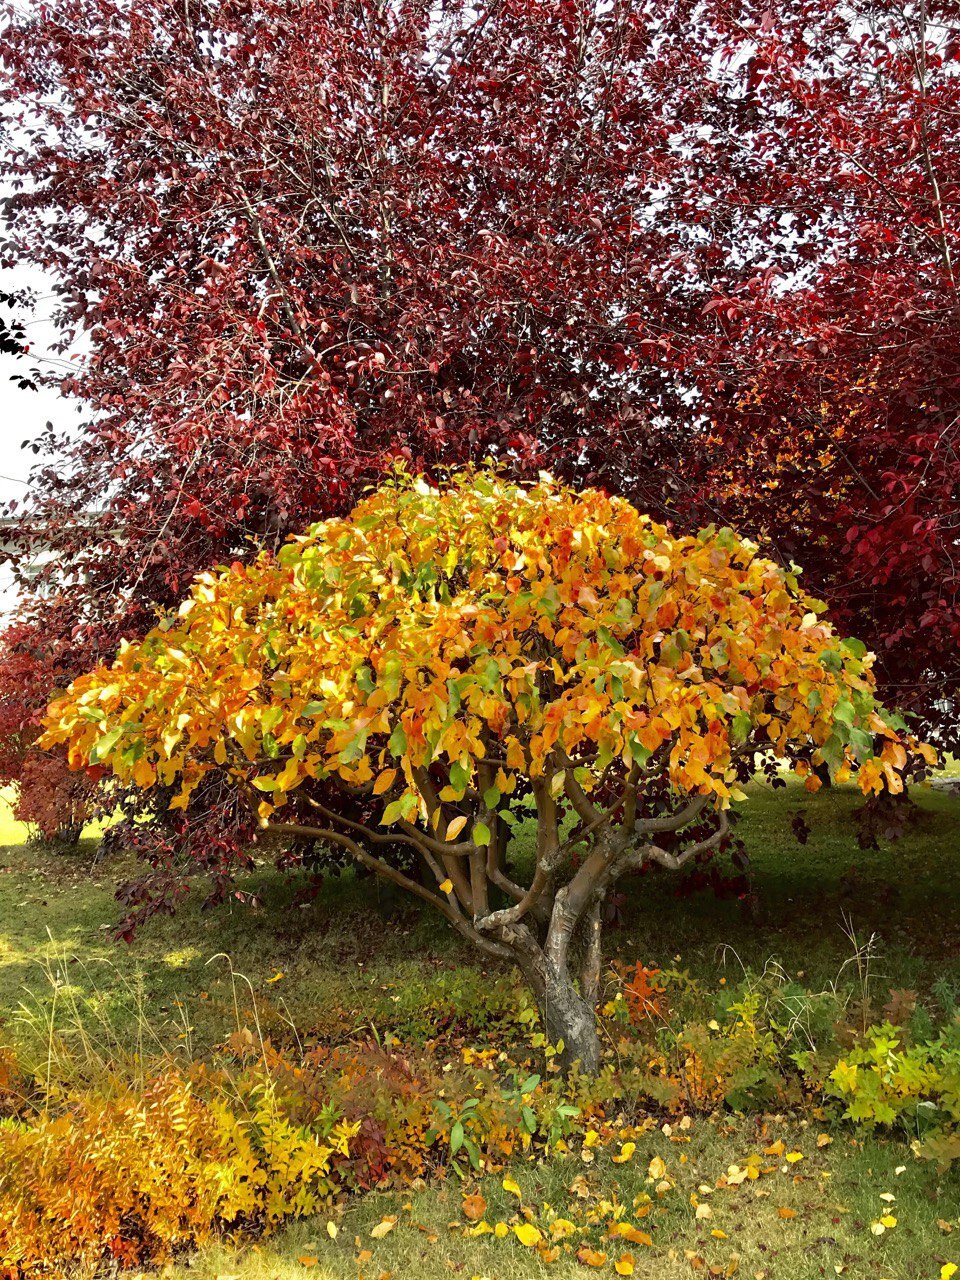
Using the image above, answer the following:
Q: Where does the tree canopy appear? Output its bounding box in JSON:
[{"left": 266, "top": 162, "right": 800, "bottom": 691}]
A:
[
  {"left": 42, "top": 469, "right": 929, "bottom": 1069},
  {"left": 3, "top": 0, "right": 959, "bottom": 840}
]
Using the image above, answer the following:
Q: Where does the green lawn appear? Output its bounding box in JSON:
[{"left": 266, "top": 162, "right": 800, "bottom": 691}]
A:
[
  {"left": 152, "top": 1123, "right": 959, "bottom": 1280},
  {"left": 2, "top": 778, "right": 960, "bottom": 1279}
]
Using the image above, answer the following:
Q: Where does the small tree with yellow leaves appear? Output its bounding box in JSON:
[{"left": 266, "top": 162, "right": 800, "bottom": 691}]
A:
[{"left": 42, "top": 469, "right": 930, "bottom": 1072}]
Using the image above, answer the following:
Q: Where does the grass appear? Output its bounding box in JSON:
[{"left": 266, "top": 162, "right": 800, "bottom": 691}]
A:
[
  {"left": 150, "top": 1120, "right": 959, "bottom": 1280},
  {"left": 3, "top": 777, "right": 960, "bottom": 1278},
  {"left": 3, "top": 779, "right": 960, "bottom": 1060}
]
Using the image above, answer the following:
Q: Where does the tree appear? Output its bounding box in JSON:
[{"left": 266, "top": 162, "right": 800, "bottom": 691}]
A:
[
  {"left": 5, "top": 0, "right": 958, "bottom": 815},
  {"left": 678, "top": 0, "right": 960, "bottom": 753},
  {"left": 0, "top": 0, "right": 726, "bottom": 821},
  {"left": 41, "top": 469, "right": 928, "bottom": 1072}
]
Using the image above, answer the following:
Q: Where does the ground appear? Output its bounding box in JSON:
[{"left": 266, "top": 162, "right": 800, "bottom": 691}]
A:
[{"left": 2, "top": 779, "right": 960, "bottom": 1279}]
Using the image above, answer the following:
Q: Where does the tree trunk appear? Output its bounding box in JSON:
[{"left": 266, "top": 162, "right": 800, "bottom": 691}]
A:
[{"left": 525, "top": 958, "right": 601, "bottom": 1076}]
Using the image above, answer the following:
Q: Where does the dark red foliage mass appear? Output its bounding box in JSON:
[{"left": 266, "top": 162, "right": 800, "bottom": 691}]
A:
[{"left": 0, "top": 0, "right": 958, "bottom": 872}]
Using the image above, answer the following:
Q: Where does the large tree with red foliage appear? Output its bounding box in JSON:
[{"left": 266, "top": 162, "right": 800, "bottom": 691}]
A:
[
  {"left": 689, "top": 1, "right": 960, "bottom": 754},
  {"left": 0, "top": 0, "right": 958, "bottom": 842}
]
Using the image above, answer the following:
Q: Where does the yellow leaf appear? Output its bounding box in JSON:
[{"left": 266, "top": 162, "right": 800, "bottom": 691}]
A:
[
  {"left": 785, "top": 1152, "right": 804, "bottom": 1164},
  {"left": 615, "top": 1255, "right": 636, "bottom": 1276},
  {"left": 374, "top": 768, "right": 397, "bottom": 795},
  {"left": 879, "top": 1215, "right": 897, "bottom": 1229},
  {"left": 612, "top": 1142, "right": 636, "bottom": 1163},
  {"left": 327, "top": 1222, "right": 338, "bottom": 1238},
  {"left": 764, "top": 1140, "right": 785, "bottom": 1157},
  {"left": 712, "top": 1229, "right": 727, "bottom": 1239},
  {"left": 371, "top": 1217, "right": 396, "bottom": 1239},
  {"left": 439, "top": 878, "right": 453, "bottom": 894},
  {"left": 648, "top": 1155, "right": 667, "bottom": 1180},
  {"left": 494, "top": 1222, "right": 509, "bottom": 1239},
  {"left": 616, "top": 1225, "right": 652, "bottom": 1247},
  {"left": 941, "top": 1266, "right": 958, "bottom": 1280},
  {"left": 550, "top": 1219, "right": 577, "bottom": 1240},
  {"left": 466, "top": 1222, "right": 492, "bottom": 1237},
  {"left": 503, "top": 1176, "right": 522, "bottom": 1199},
  {"left": 695, "top": 1202, "right": 712, "bottom": 1220},
  {"left": 446, "top": 814, "right": 468, "bottom": 840},
  {"left": 816, "top": 1134, "right": 833, "bottom": 1148},
  {"left": 513, "top": 1223, "right": 542, "bottom": 1247},
  {"left": 266, "top": 971, "right": 283, "bottom": 983}
]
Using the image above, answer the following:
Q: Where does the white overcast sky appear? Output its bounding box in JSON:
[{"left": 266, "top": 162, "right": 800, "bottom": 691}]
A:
[
  {"left": 0, "top": 262, "right": 79, "bottom": 614},
  {"left": 0, "top": 262, "right": 77, "bottom": 504}
]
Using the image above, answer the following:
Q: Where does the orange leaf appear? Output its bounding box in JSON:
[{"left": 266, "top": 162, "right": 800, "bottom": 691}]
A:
[
  {"left": 577, "top": 1247, "right": 608, "bottom": 1268},
  {"left": 462, "top": 1194, "right": 487, "bottom": 1222},
  {"left": 777, "top": 1207, "right": 797, "bottom": 1220},
  {"left": 374, "top": 769, "right": 397, "bottom": 795}
]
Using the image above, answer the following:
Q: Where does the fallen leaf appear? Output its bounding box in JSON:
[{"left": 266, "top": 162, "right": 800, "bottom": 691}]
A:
[
  {"left": 648, "top": 1155, "right": 667, "bottom": 1180},
  {"left": 551, "top": 1218, "right": 578, "bottom": 1239},
  {"left": 358, "top": 1250, "right": 373, "bottom": 1264},
  {"left": 764, "top": 1140, "right": 786, "bottom": 1157},
  {"left": 878, "top": 1193, "right": 895, "bottom": 1203},
  {"left": 785, "top": 1152, "right": 804, "bottom": 1164},
  {"left": 466, "top": 1221, "right": 493, "bottom": 1237},
  {"left": 514, "top": 1223, "right": 542, "bottom": 1247},
  {"left": 297, "top": 1258, "right": 317, "bottom": 1268},
  {"left": 540, "top": 1245, "right": 562, "bottom": 1264},
  {"left": 711, "top": 1229, "right": 727, "bottom": 1239},
  {"left": 616, "top": 1225, "right": 652, "bottom": 1247},
  {"left": 439, "top": 878, "right": 453, "bottom": 894},
  {"left": 941, "top": 1266, "right": 958, "bottom": 1280},
  {"left": 503, "top": 1176, "right": 522, "bottom": 1200},
  {"left": 327, "top": 1221, "right": 338, "bottom": 1239},
  {"left": 612, "top": 1142, "right": 636, "bottom": 1164},
  {"left": 776, "top": 1207, "right": 796, "bottom": 1220},
  {"left": 371, "top": 1217, "right": 396, "bottom": 1239},
  {"left": 577, "top": 1246, "right": 608, "bottom": 1267},
  {"left": 938, "top": 1219, "right": 954, "bottom": 1233},
  {"left": 494, "top": 1223, "right": 508, "bottom": 1238},
  {"left": 695, "top": 1203, "right": 713, "bottom": 1220},
  {"left": 463, "top": 1194, "right": 487, "bottom": 1222},
  {"left": 817, "top": 1134, "right": 833, "bottom": 1148},
  {"left": 615, "top": 1254, "right": 636, "bottom": 1276}
]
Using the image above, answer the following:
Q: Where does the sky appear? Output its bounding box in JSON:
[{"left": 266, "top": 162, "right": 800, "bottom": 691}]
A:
[{"left": 0, "top": 262, "right": 78, "bottom": 616}]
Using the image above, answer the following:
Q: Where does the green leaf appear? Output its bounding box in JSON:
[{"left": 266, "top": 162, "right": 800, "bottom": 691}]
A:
[
  {"left": 449, "top": 759, "right": 470, "bottom": 791},
  {"left": 820, "top": 648, "right": 843, "bottom": 674},
  {"left": 450, "top": 1120, "right": 464, "bottom": 1155},
  {"left": 302, "top": 701, "right": 325, "bottom": 717},
  {"left": 842, "top": 636, "right": 867, "bottom": 659},
  {"left": 597, "top": 625, "right": 625, "bottom": 656},
  {"left": 483, "top": 785, "right": 501, "bottom": 810},
  {"left": 473, "top": 821, "right": 491, "bottom": 846},
  {"left": 381, "top": 799, "right": 405, "bottom": 825},
  {"left": 89, "top": 726, "right": 123, "bottom": 763}
]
